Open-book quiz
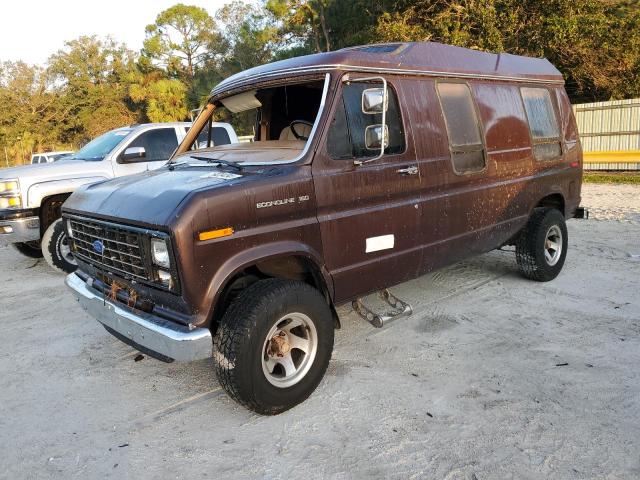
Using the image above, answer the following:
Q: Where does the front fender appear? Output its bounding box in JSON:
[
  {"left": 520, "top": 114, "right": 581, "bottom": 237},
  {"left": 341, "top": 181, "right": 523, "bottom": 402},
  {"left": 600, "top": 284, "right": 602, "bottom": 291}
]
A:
[
  {"left": 202, "top": 240, "right": 333, "bottom": 327},
  {"left": 27, "top": 177, "right": 109, "bottom": 208}
]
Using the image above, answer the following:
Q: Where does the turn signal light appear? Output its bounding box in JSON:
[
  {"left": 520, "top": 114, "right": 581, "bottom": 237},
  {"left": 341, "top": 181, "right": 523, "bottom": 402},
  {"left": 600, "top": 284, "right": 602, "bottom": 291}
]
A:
[{"left": 198, "top": 227, "right": 234, "bottom": 241}]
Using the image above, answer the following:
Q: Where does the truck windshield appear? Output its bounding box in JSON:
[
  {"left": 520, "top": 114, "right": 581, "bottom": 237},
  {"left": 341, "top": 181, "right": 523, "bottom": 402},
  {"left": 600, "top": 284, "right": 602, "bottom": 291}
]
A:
[
  {"left": 64, "top": 129, "right": 132, "bottom": 161},
  {"left": 181, "top": 77, "right": 327, "bottom": 165}
]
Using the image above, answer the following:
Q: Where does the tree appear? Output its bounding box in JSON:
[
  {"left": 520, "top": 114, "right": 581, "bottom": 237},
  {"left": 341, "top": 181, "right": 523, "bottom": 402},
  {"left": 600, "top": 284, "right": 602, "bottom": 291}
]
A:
[
  {"left": 216, "top": 1, "right": 279, "bottom": 75},
  {"left": 47, "top": 36, "right": 140, "bottom": 141},
  {"left": 370, "top": 0, "right": 640, "bottom": 102},
  {"left": 142, "top": 4, "right": 222, "bottom": 79},
  {"left": 130, "top": 74, "right": 189, "bottom": 122},
  {"left": 0, "top": 61, "right": 63, "bottom": 164},
  {"left": 267, "top": 0, "right": 334, "bottom": 52}
]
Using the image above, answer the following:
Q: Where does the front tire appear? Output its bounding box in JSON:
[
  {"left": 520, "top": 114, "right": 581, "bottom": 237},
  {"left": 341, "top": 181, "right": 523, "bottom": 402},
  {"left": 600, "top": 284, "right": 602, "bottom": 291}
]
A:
[
  {"left": 213, "top": 279, "right": 334, "bottom": 415},
  {"left": 42, "top": 219, "right": 77, "bottom": 274},
  {"left": 13, "top": 241, "right": 43, "bottom": 258},
  {"left": 516, "top": 208, "right": 568, "bottom": 282}
]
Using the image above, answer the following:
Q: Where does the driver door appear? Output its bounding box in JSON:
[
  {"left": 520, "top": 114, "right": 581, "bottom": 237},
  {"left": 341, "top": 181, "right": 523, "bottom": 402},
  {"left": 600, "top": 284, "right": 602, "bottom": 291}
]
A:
[{"left": 312, "top": 76, "right": 422, "bottom": 303}]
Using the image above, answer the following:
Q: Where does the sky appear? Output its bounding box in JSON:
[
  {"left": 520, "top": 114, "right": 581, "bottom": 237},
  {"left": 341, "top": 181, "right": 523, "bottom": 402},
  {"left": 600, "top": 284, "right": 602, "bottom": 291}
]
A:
[{"left": 0, "top": 0, "right": 230, "bottom": 65}]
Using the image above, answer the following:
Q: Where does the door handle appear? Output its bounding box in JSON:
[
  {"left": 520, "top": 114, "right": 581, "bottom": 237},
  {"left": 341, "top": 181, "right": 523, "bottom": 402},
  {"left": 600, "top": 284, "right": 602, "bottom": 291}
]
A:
[{"left": 396, "top": 166, "right": 418, "bottom": 175}]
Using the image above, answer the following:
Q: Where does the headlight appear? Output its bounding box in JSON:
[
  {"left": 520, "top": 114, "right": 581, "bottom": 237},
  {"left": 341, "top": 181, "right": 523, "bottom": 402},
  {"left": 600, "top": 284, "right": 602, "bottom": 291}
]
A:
[
  {"left": 0, "top": 195, "right": 21, "bottom": 209},
  {"left": 0, "top": 179, "right": 19, "bottom": 194},
  {"left": 151, "top": 238, "right": 171, "bottom": 269},
  {"left": 0, "top": 179, "right": 21, "bottom": 209}
]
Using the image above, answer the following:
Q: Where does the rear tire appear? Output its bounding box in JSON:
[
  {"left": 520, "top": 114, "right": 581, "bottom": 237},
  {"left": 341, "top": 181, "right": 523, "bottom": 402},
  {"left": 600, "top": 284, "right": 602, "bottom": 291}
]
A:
[
  {"left": 42, "top": 219, "right": 77, "bottom": 274},
  {"left": 213, "top": 279, "right": 334, "bottom": 415},
  {"left": 516, "top": 208, "right": 567, "bottom": 282},
  {"left": 13, "top": 241, "right": 43, "bottom": 258}
]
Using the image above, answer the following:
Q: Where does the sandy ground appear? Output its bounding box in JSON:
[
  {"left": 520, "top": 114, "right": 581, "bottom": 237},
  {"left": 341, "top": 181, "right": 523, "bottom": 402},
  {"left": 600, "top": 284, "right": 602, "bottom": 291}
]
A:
[{"left": 0, "top": 183, "right": 639, "bottom": 480}]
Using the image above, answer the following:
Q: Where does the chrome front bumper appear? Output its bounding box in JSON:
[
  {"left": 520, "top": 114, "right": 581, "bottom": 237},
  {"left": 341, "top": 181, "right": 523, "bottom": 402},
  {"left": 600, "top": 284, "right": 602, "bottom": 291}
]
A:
[
  {"left": 65, "top": 273, "right": 212, "bottom": 362},
  {"left": 0, "top": 216, "right": 40, "bottom": 245}
]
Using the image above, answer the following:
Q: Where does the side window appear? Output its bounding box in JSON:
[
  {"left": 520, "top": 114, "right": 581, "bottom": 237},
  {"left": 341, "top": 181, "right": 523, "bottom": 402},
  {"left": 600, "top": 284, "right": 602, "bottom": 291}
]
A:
[
  {"left": 436, "top": 82, "right": 486, "bottom": 174},
  {"left": 128, "top": 128, "right": 178, "bottom": 162},
  {"left": 520, "top": 87, "right": 562, "bottom": 161},
  {"left": 193, "top": 126, "right": 232, "bottom": 149},
  {"left": 327, "top": 82, "right": 405, "bottom": 160}
]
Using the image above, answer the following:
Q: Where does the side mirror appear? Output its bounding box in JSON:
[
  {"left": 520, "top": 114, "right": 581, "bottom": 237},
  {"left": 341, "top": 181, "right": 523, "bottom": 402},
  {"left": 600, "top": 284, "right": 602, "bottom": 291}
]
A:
[
  {"left": 365, "top": 124, "right": 390, "bottom": 150},
  {"left": 362, "top": 88, "right": 387, "bottom": 114},
  {"left": 121, "top": 146, "right": 146, "bottom": 162}
]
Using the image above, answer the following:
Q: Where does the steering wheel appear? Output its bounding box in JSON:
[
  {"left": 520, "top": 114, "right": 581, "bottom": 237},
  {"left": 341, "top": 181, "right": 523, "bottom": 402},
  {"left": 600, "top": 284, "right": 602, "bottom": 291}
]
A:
[{"left": 289, "top": 120, "right": 314, "bottom": 141}]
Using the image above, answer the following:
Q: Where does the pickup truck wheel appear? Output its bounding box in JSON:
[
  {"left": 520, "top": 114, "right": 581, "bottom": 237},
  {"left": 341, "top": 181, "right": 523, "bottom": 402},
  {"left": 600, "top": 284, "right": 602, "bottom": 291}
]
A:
[
  {"left": 42, "top": 219, "right": 77, "bottom": 274},
  {"left": 213, "top": 279, "right": 334, "bottom": 415},
  {"left": 13, "top": 241, "right": 43, "bottom": 259},
  {"left": 516, "top": 208, "right": 568, "bottom": 282}
]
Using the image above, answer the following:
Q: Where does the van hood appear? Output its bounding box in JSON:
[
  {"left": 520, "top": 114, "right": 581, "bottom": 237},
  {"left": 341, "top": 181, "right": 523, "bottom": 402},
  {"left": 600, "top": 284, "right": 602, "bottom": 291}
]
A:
[{"left": 63, "top": 164, "right": 260, "bottom": 227}]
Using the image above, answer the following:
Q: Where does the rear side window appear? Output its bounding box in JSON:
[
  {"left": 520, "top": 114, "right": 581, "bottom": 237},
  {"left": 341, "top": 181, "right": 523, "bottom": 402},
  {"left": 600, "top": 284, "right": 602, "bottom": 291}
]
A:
[
  {"left": 194, "top": 126, "right": 231, "bottom": 149},
  {"left": 436, "top": 82, "right": 486, "bottom": 174},
  {"left": 327, "top": 82, "right": 405, "bottom": 160},
  {"left": 520, "top": 87, "right": 562, "bottom": 161},
  {"left": 128, "top": 128, "right": 178, "bottom": 162}
]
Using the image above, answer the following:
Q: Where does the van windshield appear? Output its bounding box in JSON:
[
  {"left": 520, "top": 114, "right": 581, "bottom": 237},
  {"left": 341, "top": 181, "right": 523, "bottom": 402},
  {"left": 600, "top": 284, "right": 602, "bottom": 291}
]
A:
[
  {"left": 64, "top": 129, "right": 132, "bottom": 161},
  {"left": 179, "top": 77, "right": 326, "bottom": 165}
]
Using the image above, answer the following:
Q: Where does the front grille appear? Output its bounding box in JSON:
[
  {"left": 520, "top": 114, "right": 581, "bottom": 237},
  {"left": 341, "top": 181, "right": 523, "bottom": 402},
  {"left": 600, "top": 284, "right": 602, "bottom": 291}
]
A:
[{"left": 68, "top": 217, "right": 150, "bottom": 281}]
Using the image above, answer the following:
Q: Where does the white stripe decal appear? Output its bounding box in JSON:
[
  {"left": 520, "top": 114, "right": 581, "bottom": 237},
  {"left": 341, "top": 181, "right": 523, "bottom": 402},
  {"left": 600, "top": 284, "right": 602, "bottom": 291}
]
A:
[{"left": 366, "top": 234, "right": 395, "bottom": 253}]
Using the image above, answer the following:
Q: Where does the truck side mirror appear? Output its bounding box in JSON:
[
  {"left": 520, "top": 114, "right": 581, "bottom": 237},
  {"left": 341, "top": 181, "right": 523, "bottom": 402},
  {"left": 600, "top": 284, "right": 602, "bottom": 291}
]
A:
[
  {"left": 365, "top": 124, "right": 390, "bottom": 150},
  {"left": 346, "top": 76, "right": 389, "bottom": 165},
  {"left": 362, "top": 88, "right": 388, "bottom": 114},
  {"left": 121, "top": 147, "right": 146, "bottom": 162}
]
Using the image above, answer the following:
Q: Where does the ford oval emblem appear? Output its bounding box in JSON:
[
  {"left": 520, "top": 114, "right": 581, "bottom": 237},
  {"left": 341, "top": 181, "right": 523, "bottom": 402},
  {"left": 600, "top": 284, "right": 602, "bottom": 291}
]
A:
[{"left": 92, "top": 240, "right": 105, "bottom": 254}]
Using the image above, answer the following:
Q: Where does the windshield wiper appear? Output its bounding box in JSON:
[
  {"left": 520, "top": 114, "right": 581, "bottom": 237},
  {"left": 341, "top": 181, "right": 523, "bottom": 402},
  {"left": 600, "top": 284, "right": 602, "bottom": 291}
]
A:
[{"left": 189, "top": 156, "right": 243, "bottom": 171}]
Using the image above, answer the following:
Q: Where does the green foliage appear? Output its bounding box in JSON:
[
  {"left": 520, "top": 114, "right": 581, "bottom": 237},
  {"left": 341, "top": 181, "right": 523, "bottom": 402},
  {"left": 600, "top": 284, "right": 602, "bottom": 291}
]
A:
[
  {"left": 48, "top": 36, "right": 140, "bottom": 141},
  {"left": 583, "top": 172, "right": 640, "bottom": 184},
  {"left": 369, "top": 0, "right": 640, "bottom": 102},
  {"left": 1, "top": 0, "right": 639, "bottom": 166},
  {"left": 142, "top": 3, "right": 221, "bottom": 79},
  {"left": 130, "top": 76, "right": 189, "bottom": 122}
]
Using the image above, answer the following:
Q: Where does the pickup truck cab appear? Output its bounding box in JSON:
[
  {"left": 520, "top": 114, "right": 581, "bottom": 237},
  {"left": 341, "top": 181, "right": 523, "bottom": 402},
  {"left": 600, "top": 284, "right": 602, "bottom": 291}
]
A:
[
  {"left": 31, "top": 151, "right": 75, "bottom": 164},
  {"left": 63, "top": 42, "right": 586, "bottom": 414},
  {"left": 0, "top": 122, "right": 237, "bottom": 272}
]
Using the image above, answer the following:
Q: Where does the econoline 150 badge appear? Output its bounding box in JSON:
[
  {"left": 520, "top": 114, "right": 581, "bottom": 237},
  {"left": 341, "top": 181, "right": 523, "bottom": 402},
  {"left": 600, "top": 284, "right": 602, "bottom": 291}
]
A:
[{"left": 257, "top": 195, "right": 309, "bottom": 209}]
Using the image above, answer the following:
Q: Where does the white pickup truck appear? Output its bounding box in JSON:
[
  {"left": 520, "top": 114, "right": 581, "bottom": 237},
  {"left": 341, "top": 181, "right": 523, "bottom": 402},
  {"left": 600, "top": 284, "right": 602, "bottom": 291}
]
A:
[{"left": 0, "top": 121, "right": 237, "bottom": 272}]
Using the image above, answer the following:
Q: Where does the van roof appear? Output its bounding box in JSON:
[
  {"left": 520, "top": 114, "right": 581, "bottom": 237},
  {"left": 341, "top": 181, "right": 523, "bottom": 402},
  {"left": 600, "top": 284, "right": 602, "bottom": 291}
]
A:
[{"left": 211, "top": 41, "right": 564, "bottom": 98}]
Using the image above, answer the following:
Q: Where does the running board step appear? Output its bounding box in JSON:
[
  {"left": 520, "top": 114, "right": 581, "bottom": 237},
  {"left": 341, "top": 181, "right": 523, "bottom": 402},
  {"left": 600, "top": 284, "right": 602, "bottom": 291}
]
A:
[{"left": 352, "top": 289, "right": 413, "bottom": 328}]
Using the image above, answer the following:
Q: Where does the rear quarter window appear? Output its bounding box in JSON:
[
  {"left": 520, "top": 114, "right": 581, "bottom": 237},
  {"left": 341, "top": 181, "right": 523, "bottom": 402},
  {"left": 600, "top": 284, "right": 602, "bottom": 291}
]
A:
[
  {"left": 436, "top": 82, "right": 486, "bottom": 174},
  {"left": 520, "top": 87, "right": 562, "bottom": 161}
]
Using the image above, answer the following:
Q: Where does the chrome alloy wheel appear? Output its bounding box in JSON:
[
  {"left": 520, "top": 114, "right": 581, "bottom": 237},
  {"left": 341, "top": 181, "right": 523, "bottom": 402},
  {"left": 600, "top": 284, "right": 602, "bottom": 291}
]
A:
[
  {"left": 262, "top": 312, "right": 318, "bottom": 388},
  {"left": 59, "top": 233, "right": 77, "bottom": 266},
  {"left": 544, "top": 225, "right": 563, "bottom": 266}
]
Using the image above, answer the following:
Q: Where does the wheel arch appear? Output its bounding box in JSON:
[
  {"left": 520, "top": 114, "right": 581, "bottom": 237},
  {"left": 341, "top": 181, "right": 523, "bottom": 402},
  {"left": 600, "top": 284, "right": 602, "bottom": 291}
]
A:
[
  {"left": 535, "top": 192, "right": 566, "bottom": 217},
  {"left": 204, "top": 241, "right": 337, "bottom": 331},
  {"left": 39, "top": 192, "right": 72, "bottom": 234}
]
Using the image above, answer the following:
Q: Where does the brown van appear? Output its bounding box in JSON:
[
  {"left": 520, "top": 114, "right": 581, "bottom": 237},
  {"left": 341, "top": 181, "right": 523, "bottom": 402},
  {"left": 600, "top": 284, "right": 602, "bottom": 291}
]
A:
[{"left": 63, "top": 42, "right": 586, "bottom": 414}]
